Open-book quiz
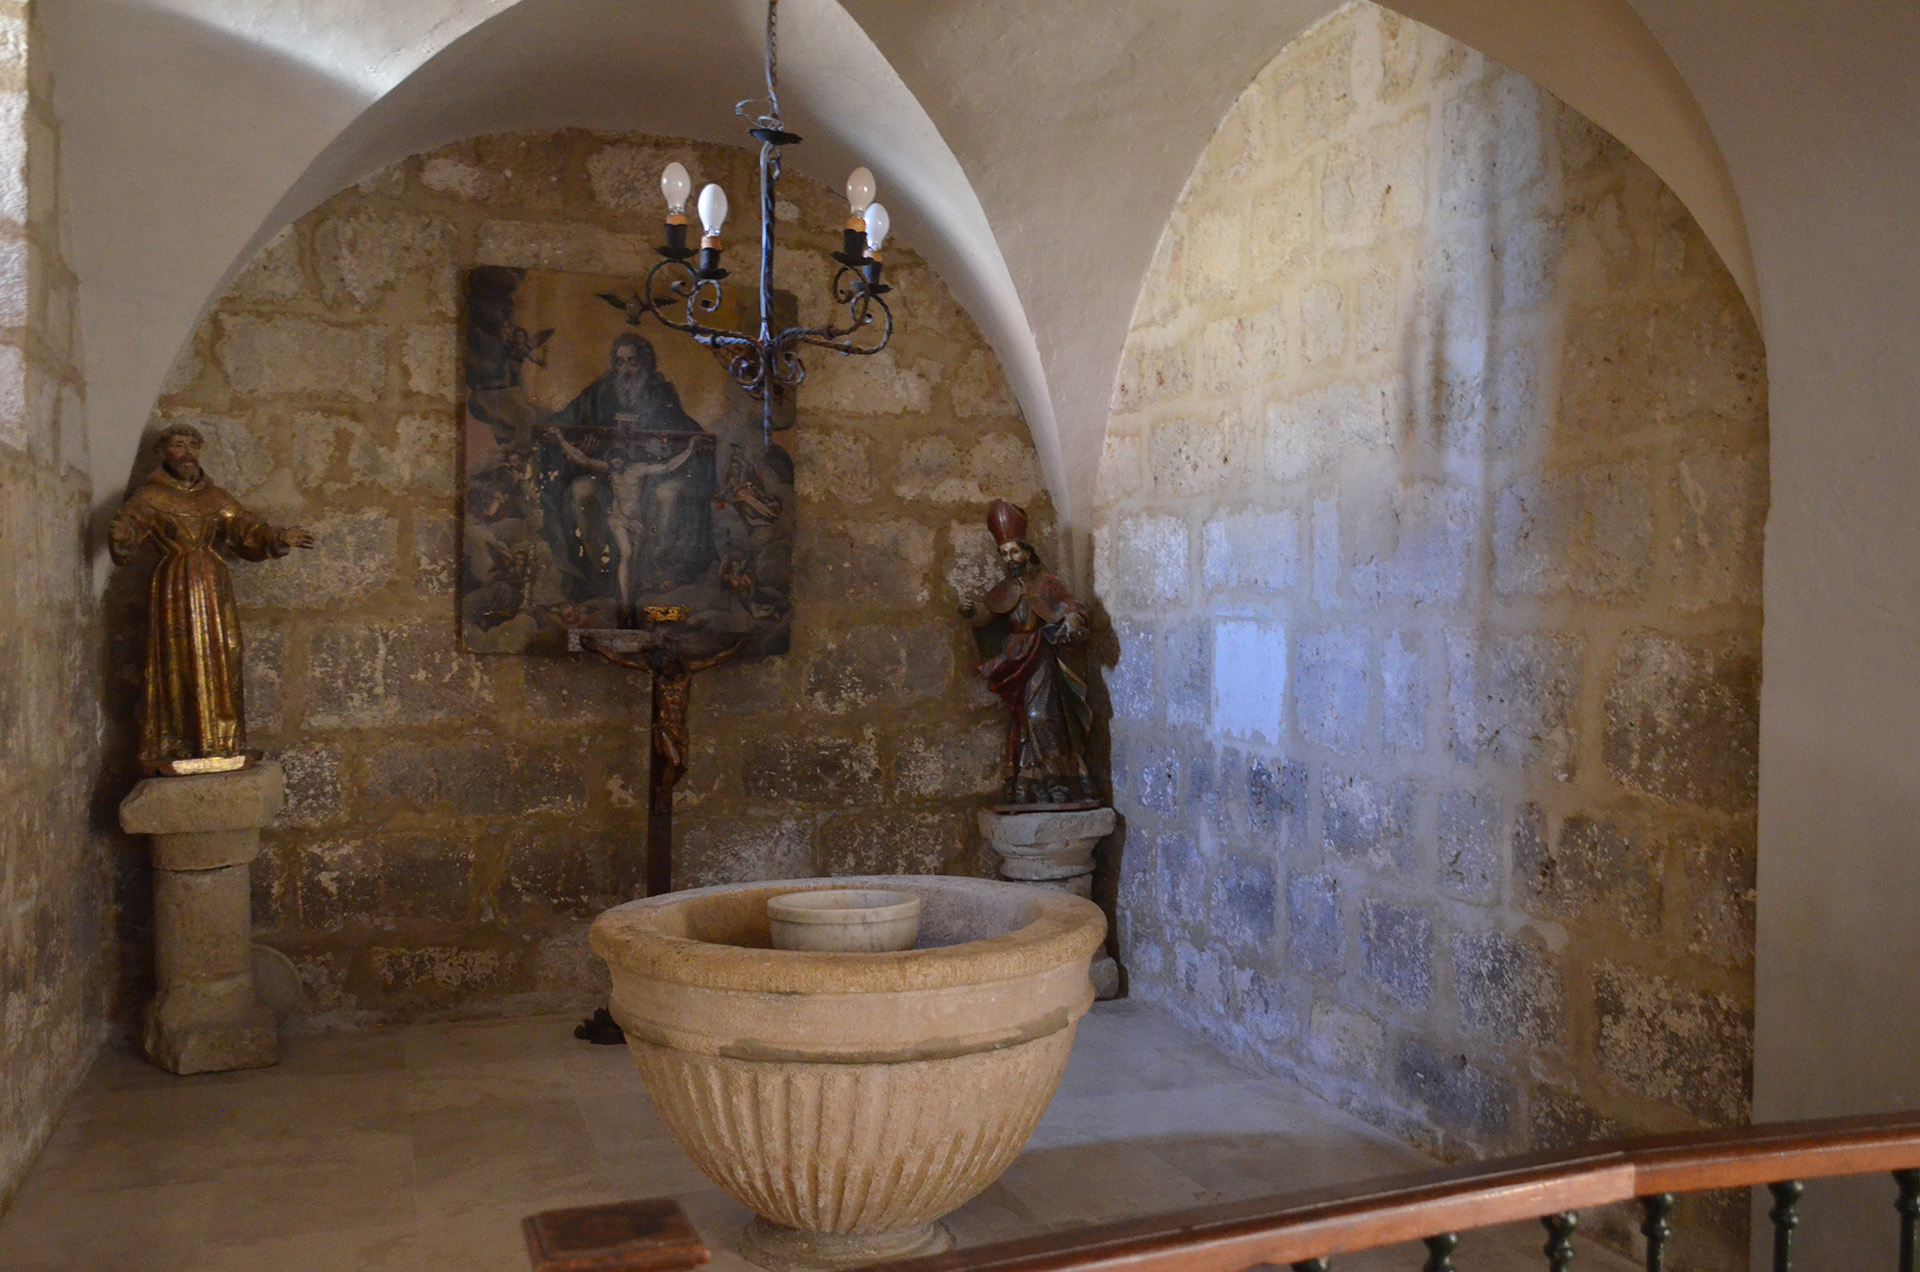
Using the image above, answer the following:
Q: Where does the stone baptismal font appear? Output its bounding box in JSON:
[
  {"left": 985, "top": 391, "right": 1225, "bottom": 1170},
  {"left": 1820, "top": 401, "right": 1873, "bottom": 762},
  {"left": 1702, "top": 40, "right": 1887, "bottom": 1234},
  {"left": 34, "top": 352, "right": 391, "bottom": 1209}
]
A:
[
  {"left": 576, "top": 497, "right": 1118, "bottom": 1272},
  {"left": 590, "top": 876, "right": 1106, "bottom": 1272}
]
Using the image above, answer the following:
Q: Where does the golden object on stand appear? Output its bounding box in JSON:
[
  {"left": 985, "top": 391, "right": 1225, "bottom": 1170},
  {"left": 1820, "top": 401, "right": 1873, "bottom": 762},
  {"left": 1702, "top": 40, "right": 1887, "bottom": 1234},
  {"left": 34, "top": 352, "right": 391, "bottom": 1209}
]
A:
[{"left": 110, "top": 424, "right": 315, "bottom": 775}]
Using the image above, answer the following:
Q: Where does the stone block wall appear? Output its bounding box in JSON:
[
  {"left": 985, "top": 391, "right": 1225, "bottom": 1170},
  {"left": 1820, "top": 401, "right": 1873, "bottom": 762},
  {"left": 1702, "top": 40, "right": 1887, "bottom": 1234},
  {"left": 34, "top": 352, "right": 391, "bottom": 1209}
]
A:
[
  {"left": 0, "top": 0, "right": 105, "bottom": 1206},
  {"left": 1096, "top": 2, "right": 1764, "bottom": 1253},
  {"left": 131, "top": 130, "right": 1045, "bottom": 1026}
]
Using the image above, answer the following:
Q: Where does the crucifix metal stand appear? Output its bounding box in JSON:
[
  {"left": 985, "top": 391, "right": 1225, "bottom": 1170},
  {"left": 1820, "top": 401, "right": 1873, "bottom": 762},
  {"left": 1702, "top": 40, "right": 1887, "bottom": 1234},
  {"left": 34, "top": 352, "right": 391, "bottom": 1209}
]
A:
[
  {"left": 568, "top": 620, "right": 747, "bottom": 898},
  {"left": 568, "top": 619, "right": 747, "bottom": 1047}
]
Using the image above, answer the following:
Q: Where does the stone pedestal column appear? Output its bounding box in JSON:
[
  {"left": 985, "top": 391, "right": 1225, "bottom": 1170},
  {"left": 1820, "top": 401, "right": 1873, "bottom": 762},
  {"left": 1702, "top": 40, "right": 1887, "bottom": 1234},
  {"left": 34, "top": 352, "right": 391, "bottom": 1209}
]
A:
[
  {"left": 119, "top": 763, "right": 284, "bottom": 1074},
  {"left": 979, "top": 806, "right": 1121, "bottom": 998}
]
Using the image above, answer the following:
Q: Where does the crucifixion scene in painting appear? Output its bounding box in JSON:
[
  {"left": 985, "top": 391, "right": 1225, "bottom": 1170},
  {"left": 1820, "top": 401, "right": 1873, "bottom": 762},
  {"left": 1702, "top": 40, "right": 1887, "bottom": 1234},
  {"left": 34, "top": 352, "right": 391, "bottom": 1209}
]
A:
[{"left": 461, "top": 265, "right": 795, "bottom": 656}]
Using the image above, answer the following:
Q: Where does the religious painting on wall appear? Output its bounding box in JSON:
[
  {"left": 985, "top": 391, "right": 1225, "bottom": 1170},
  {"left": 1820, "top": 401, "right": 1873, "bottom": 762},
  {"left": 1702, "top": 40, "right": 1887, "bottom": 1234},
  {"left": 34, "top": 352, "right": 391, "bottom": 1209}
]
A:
[{"left": 461, "top": 266, "right": 796, "bottom": 657}]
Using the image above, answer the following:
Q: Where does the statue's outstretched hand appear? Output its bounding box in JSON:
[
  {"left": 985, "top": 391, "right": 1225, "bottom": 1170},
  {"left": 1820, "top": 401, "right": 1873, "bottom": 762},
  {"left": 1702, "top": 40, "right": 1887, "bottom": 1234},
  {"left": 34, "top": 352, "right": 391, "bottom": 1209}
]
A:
[
  {"left": 107, "top": 515, "right": 141, "bottom": 565},
  {"left": 1043, "top": 611, "right": 1089, "bottom": 644},
  {"left": 282, "top": 527, "right": 317, "bottom": 550}
]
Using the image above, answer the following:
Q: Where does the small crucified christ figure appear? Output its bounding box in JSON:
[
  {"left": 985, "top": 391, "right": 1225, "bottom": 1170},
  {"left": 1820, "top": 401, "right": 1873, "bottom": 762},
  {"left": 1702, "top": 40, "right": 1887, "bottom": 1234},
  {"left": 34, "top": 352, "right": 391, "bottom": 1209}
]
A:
[
  {"left": 581, "top": 633, "right": 749, "bottom": 897},
  {"left": 545, "top": 428, "right": 699, "bottom": 623}
]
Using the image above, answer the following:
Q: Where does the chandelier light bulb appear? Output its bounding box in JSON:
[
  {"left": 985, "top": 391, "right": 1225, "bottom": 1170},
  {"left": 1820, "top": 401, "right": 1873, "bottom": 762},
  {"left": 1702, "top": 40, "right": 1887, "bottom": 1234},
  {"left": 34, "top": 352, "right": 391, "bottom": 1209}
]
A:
[
  {"left": 863, "top": 201, "right": 891, "bottom": 252},
  {"left": 698, "top": 183, "right": 729, "bottom": 237},
  {"left": 625, "top": 0, "right": 899, "bottom": 445},
  {"left": 845, "top": 166, "right": 876, "bottom": 214},
  {"left": 661, "top": 162, "right": 692, "bottom": 215}
]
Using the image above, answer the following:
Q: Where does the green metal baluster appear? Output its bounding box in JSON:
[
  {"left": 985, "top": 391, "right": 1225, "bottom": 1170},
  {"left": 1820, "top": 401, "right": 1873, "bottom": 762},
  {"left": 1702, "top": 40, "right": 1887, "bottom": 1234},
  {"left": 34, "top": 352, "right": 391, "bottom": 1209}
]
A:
[
  {"left": 1424, "top": 1232, "right": 1460, "bottom": 1272},
  {"left": 1895, "top": 1169, "right": 1920, "bottom": 1272},
  {"left": 1542, "top": 1212, "right": 1578, "bottom": 1272},
  {"left": 1640, "top": 1193, "right": 1675, "bottom": 1272},
  {"left": 1291, "top": 1259, "right": 1331, "bottom": 1272},
  {"left": 1768, "top": 1180, "right": 1804, "bottom": 1272}
]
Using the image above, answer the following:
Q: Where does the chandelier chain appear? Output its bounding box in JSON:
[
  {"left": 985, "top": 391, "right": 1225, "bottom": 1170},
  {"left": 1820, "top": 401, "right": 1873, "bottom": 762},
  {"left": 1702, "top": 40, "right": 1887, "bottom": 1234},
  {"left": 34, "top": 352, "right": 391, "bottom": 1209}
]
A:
[
  {"left": 645, "top": 0, "right": 893, "bottom": 446},
  {"left": 766, "top": 0, "right": 780, "bottom": 122},
  {"left": 737, "top": 0, "right": 782, "bottom": 131}
]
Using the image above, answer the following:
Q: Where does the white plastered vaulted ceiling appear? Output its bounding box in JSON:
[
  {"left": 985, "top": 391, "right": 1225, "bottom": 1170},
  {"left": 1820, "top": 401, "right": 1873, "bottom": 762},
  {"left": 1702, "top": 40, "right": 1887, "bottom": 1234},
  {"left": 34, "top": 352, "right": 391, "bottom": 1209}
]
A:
[
  {"left": 42, "top": 9, "right": 1920, "bottom": 1263},
  {"left": 44, "top": 0, "right": 1749, "bottom": 546}
]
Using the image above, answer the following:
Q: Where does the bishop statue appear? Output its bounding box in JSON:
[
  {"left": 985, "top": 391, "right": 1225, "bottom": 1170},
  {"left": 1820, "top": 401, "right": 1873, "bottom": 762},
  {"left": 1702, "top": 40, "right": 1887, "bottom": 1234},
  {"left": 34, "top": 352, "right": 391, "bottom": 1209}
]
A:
[{"left": 958, "top": 500, "right": 1099, "bottom": 808}]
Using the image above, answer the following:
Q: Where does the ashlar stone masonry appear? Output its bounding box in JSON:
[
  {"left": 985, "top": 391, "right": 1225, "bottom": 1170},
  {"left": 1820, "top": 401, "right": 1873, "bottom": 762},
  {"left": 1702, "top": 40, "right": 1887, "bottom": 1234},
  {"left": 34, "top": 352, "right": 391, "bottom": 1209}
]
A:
[
  {"left": 0, "top": 0, "right": 107, "bottom": 1209},
  {"left": 1096, "top": 4, "right": 1764, "bottom": 1263}
]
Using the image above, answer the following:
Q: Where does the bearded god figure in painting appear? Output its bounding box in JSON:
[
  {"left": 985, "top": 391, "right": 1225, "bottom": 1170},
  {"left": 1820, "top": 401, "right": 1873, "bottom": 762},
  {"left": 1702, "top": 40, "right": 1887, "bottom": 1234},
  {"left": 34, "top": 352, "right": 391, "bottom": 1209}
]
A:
[
  {"left": 110, "top": 424, "right": 314, "bottom": 775},
  {"left": 959, "top": 500, "right": 1100, "bottom": 809},
  {"left": 461, "top": 267, "right": 794, "bottom": 656}
]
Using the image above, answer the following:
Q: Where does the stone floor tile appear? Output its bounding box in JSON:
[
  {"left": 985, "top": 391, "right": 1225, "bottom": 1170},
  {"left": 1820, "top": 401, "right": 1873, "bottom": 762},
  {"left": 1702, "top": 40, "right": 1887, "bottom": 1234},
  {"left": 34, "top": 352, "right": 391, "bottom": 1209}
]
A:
[
  {"left": 81, "top": 1042, "right": 260, "bottom": 1095},
  {"left": 595, "top": 1139, "right": 718, "bottom": 1199},
  {"left": 195, "top": 1223, "right": 420, "bottom": 1272},
  {"left": 1029, "top": 1080, "right": 1340, "bottom": 1150},
  {"left": 208, "top": 1069, "right": 411, "bottom": 1143},
  {"left": 566, "top": 1045, "right": 656, "bottom": 1099},
  {"left": 410, "top": 1094, "right": 600, "bottom": 1213},
  {"left": 576, "top": 1089, "right": 675, "bottom": 1158},
  {"left": 1054, "top": 1001, "right": 1260, "bottom": 1098},
  {"left": 990, "top": 1140, "right": 1217, "bottom": 1227},
  {"left": 273, "top": 1024, "right": 410, "bottom": 1077},
  {"left": 1143, "top": 1128, "right": 1418, "bottom": 1202},
  {"left": 0, "top": 1178, "right": 216, "bottom": 1271},
  {"left": 39, "top": 1073, "right": 409, "bottom": 1194},
  {"left": 944, "top": 1179, "right": 1046, "bottom": 1246},
  {"left": 400, "top": 1217, "right": 533, "bottom": 1272},
  {"left": 404, "top": 1066, "right": 579, "bottom": 1117},
  {"left": 570, "top": 1061, "right": 677, "bottom": 1159},
  {"left": 209, "top": 1132, "right": 417, "bottom": 1243},
  {"left": 402, "top": 1013, "right": 582, "bottom": 1076},
  {"left": 13, "top": 1113, "right": 231, "bottom": 1191}
]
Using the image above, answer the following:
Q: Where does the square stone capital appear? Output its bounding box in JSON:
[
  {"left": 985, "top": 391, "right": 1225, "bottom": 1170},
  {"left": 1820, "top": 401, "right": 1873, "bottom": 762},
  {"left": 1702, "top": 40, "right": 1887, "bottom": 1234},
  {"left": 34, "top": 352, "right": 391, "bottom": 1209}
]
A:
[
  {"left": 978, "top": 806, "right": 1116, "bottom": 848},
  {"left": 121, "top": 762, "right": 287, "bottom": 836}
]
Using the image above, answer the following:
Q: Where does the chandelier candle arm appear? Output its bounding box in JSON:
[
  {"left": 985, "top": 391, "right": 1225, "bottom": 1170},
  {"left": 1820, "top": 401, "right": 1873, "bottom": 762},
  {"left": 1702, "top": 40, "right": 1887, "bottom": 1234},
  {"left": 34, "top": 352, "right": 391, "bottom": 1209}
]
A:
[{"left": 631, "top": 0, "right": 897, "bottom": 443}]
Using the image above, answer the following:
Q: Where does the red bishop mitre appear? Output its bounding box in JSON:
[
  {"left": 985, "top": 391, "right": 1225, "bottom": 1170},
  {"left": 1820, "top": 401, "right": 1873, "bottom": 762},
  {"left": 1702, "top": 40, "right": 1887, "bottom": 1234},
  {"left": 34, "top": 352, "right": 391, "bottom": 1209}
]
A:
[{"left": 986, "top": 499, "right": 1028, "bottom": 546}]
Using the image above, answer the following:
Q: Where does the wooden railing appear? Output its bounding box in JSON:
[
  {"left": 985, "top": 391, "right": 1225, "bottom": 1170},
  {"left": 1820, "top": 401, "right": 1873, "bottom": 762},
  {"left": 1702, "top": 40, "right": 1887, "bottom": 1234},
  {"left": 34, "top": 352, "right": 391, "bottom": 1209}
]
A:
[{"left": 523, "top": 1111, "right": 1920, "bottom": 1272}]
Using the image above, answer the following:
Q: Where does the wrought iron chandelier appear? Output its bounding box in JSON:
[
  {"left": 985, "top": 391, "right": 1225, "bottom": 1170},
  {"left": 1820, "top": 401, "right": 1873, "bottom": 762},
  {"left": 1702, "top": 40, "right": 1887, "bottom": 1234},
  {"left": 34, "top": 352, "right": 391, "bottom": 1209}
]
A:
[{"left": 635, "top": 0, "right": 894, "bottom": 444}]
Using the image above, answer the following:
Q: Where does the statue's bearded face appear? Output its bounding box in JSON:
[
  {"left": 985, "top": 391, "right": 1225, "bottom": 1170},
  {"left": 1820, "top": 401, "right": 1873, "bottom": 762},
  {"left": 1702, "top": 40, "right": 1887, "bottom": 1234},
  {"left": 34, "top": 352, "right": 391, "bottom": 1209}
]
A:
[
  {"left": 160, "top": 434, "right": 202, "bottom": 483},
  {"left": 999, "top": 540, "right": 1032, "bottom": 576}
]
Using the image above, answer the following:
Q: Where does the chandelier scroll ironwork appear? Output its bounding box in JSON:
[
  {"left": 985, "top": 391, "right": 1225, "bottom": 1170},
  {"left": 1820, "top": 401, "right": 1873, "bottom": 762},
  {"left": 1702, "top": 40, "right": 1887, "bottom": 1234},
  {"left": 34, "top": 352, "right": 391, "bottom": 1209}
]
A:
[{"left": 620, "top": 0, "right": 895, "bottom": 445}]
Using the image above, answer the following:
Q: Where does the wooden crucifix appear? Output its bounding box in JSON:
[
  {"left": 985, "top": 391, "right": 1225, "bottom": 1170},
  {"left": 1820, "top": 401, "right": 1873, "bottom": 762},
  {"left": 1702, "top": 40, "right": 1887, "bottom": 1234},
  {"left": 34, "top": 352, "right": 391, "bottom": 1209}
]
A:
[{"left": 568, "top": 621, "right": 746, "bottom": 897}]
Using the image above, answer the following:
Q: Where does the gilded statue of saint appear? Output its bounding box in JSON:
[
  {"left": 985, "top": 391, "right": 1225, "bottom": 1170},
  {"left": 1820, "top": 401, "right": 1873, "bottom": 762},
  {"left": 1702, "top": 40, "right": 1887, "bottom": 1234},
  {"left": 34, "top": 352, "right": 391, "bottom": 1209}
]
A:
[
  {"left": 110, "top": 424, "right": 315, "bottom": 775},
  {"left": 959, "top": 500, "right": 1100, "bottom": 809}
]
